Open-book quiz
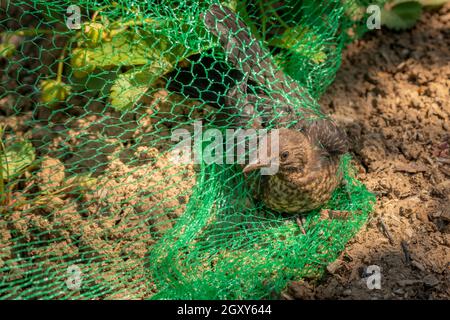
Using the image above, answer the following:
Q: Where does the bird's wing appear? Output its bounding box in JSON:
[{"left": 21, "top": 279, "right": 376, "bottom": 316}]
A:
[
  {"left": 306, "top": 119, "right": 349, "bottom": 156},
  {"left": 203, "top": 4, "right": 348, "bottom": 157},
  {"left": 202, "top": 4, "right": 319, "bottom": 117}
]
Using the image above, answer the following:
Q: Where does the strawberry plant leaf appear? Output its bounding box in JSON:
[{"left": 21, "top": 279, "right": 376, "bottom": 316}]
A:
[
  {"left": 221, "top": 0, "right": 237, "bottom": 10},
  {"left": 70, "top": 68, "right": 120, "bottom": 97},
  {"left": 381, "top": 1, "right": 423, "bottom": 30},
  {"left": 0, "top": 140, "right": 36, "bottom": 181},
  {"left": 83, "top": 31, "right": 161, "bottom": 68},
  {"left": 109, "top": 60, "right": 172, "bottom": 111},
  {"left": 269, "top": 26, "right": 327, "bottom": 64},
  {"left": 417, "top": 0, "right": 449, "bottom": 6}
]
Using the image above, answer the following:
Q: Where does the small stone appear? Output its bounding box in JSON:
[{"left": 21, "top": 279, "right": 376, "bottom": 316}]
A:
[
  {"left": 416, "top": 210, "right": 429, "bottom": 223},
  {"left": 404, "top": 228, "right": 414, "bottom": 239},
  {"left": 43, "top": 197, "right": 65, "bottom": 213},
  {"left": 411, "top": 260, "right": 425, "bottom": 272},
  {"left": 411, "top": 96, "right": 422, "bottom": 109},
  {"left": 397, "top": 279, "right": 422, "bottom": 286},
  {"left": 440, "top": 208, "right": 450, "bottom": 222},
  {"left": 399, "top": 207, "right": 413, "bottom": 218},
  {"left": 343, "top": 289, "right": 352, "bottom": 296},
  {"left": 423, "top": 275, "right": 439, "bottom": 287},
  {"left": 287, "top": 280, "right": 315, "bottom": 300},
  {"left": 36, "top": 156, "right": 65, "bottom": 191},
  {"left": 326, "top": 259, "right": 342, "bottom": 274},
  {"left": 400, "top": 49, "right": 410, "bottom": 58},
  {"left": 393, "top": 288, "right": 405, "bottom": 295}
]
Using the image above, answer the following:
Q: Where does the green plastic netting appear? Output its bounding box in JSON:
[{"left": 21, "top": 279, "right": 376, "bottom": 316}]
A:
[{"left": 0, "top": 0, "right": 378, "bottom": 299}]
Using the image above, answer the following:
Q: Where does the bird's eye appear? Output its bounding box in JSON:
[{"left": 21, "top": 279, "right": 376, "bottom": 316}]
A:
[{"left": 280, "top": 151, "right": 289, "bottom": 160}]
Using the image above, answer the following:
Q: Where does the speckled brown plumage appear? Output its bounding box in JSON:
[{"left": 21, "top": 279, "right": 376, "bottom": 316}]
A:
[{"left": 244, "top": 128, "right": 343, "bottom": 213}]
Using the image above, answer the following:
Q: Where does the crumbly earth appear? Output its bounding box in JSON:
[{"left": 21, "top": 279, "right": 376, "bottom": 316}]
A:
[
  {"left": 0, "top": 89, "right": 199, "bottom": 299},
  {"left": 0, "top": 4, "right": 207, "bottom": 298},
  {"left": 285, "top": 4, "right": 450, "bottom": 300}
]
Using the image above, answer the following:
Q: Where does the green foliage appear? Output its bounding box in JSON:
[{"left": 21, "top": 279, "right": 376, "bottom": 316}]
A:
[
  {"left": 69, "top": 15, "right": 213, "bottom": 110},
  {"left": 110, "top": 65, "right": 169, "bottom": 111},
  {"left": 39, "top": 79, "right": 72, "bottom": 107},
  {"left": 268, "top": 26, "right": 327, "bottom": 64},
  {"left": 0, "top": 43, "right": 15, "bottom": 58},
  {"left": 81, "top": 22, "right": 105, "bottom": 48},
  {"left": 419, "top": 0, "right": 449, "bottom": 6},
  {"left": 381, "top": 0, "right": 448, "bottom": 30},
  {"left": 0, "top": 139, "right": 35, "bottom": 181},
  {"left": 78, "top": 31, "right": 151, "bottom": 68},
  {"left": 382, "top": 1, "right": 423, "bottom": 30}
]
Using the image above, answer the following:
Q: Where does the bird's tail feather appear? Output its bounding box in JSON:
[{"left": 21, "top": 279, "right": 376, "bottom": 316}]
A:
[
  {"left": 202, "top": 4, "right": 311, "bottom": 106},
  {"left": 202, "top": 4, "right": 349, "bottom": 156}
]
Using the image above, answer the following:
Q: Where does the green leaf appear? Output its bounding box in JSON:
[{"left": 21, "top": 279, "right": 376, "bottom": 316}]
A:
[
  {"left": 269, "top": 26, "right": 327, "bottom": 64},
  {"left": 1, "top": 140, "right": 35, "bottom": 181},
  {"left": 78, "top": 14, "right": 213, "bottom": 111},
  {"left": 221, "top": 0, "right": 238, "bottom": 10},
  {"left": 107, "top": 25, "right": 211, "bottom": 111},
  {"left": 70, "top": 68, "right": 120, "bottom": 97},
  {"left": 381, "top": 1, "right": 423, "bottom": 30},
  {"left": 417, "top": 0, "right": 448, "bottom": 5},
  {"left": 0, "top": 43, "right": 15, "bottom": 58},
  {"left": 418, "top": 0, "right": 449, "bottom": 8},
  {"left": 109, "top": 60, "right": 172, "bottom": 111},
  {"left": 269, "top": 26, "right": 309, "bottom": 50},
  {"left": 84, "top": 31, "right": 159, "bottom": 68}
]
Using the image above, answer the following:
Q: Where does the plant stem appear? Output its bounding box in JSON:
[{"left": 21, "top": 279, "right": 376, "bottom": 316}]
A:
[
  {"left": 92, "top": 4, "right": 116, "bottom": 22},
  {"left": 0, "top": 126, "right": 7, "bottom": 208},
  {"left": 268, "top": 3, "right": 290, "bottom": 30},
  {"left": 119, "top": 18, "right": 159, "bottom": 28},
  {"left": 4, "top": 29, "right": 56, "bottom": 37},
  {"left": 258, "top": 1, "right": 267, "bottom": 40},
  {"left": 92, "top": 2, "right": 137, "bottom": 22},
  {"left": 56, "top": 42, "right": 69, "bottom": 83},
  {"left": 237, "top": 3, "right": 262, "bottom": 42}
]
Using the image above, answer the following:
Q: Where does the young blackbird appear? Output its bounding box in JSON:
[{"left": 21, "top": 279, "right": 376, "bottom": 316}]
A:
[{"left": 169, "top": 4, "right": 348, "bottom": 214}]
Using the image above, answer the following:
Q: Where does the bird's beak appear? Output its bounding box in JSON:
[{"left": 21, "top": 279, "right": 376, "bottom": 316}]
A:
[
  {"left": 243, "top": 162, "right": 268, "bottom": 174},
  {"left": 243, "top": 156, "right": 278, "bottom": 174}
]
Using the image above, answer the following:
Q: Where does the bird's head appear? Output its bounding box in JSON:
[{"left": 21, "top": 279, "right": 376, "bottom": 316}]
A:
[
  {"left": 242, "top": 128, "right": 314, "bottom": 177},
  {"left": 242, "top": 122, "right": 348, "bottom": 178}
]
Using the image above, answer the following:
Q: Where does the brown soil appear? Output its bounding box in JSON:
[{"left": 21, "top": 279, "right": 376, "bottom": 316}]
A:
[
  {"left": 1, "top": 90, "right": 199, "bottom": 299},
  {"left": 285, "top": 4, "right": 450, "bottom": 300}
]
